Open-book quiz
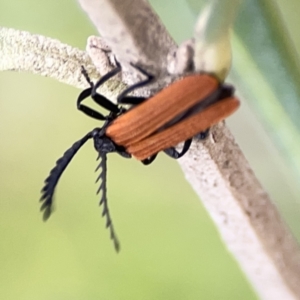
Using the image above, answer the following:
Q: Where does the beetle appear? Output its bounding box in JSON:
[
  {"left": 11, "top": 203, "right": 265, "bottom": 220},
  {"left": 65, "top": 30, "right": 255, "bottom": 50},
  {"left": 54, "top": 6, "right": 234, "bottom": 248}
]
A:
[{"left": 40, "top": 62, "right": 239, "bottom": 251}]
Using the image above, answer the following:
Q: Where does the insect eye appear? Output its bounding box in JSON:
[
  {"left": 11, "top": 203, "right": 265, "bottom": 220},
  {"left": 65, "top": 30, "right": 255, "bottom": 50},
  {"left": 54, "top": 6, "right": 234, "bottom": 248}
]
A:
[
  {"left": 103, "top": 138, "right": 116, "bottom": 153},
  {"left": 93, "top": 137, "right": 104, "bottom": 151}
]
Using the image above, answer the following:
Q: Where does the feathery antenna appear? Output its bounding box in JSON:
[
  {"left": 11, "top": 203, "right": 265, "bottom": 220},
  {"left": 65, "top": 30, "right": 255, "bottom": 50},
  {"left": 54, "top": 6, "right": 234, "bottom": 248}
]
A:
[
  {"left": 95, "top": 153, "right": 120, "bottom": 252},
  {"left": 40, "top": 131, "right": 94, "bottom": 220}
]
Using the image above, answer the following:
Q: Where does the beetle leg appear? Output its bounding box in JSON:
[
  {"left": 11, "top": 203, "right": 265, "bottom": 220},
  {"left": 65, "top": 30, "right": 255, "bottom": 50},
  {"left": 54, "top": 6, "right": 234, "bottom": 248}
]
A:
[
  {"left": 77, "top": 88, "right": 109, "bottom": 120},
  {"left": 117, "top": 96, "right": 147, "bottom": 105},
  {"left": 77, "top": 86, "right": 120, "bottom": 120},
  {"left": 81, "top": 65, "right": 94, "bottom": 87},
  {"left": 194, "top": 128, "right": 210, "bottom": 140},
  {"left": 163, "top": 138, "right": 192, "bottom": 159},
  {"left": 78, "top": 65, "right": 121, "bottom": 120},
  {"left": 141, "top": 154, "right": 157, "bottom": 165},
  {"left": 91, "top": 61, "right": 122, "bottom": 96},
  {"left": 116, "top": 149, "right": 132, "bottom": 158},
  {"left": 117, "top": 63, "right": 154, "bottom": 105}
]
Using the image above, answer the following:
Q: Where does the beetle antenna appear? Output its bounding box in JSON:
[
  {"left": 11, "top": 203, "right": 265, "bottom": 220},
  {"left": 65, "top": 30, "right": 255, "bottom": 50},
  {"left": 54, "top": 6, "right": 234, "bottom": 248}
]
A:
[
  {"left": 95, "top": 153, "right": 120, "bottom": 252},
  {"left": 40, "top": 130, "right": 94, "bottom": 220}
]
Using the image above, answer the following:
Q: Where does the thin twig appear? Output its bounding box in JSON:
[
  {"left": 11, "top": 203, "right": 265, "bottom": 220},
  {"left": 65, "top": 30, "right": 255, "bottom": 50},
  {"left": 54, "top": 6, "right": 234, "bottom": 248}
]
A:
[{"left": 0, "top": 27, "right": 123, "bottom": 99}]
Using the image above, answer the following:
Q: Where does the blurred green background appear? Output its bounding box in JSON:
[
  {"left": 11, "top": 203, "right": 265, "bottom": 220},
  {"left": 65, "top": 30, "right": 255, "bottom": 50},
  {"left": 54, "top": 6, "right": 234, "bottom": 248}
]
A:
[{"left": 1, "top": 0, "right": 300, "bottom": 299}]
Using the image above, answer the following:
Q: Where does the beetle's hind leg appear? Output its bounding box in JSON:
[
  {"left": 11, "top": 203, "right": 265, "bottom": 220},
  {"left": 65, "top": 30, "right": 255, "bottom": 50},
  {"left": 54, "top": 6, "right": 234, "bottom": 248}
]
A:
[
  {"left": 163, "top": 139, "right": 192, "bottom": 159},
  {"left": 194, "top": 128, "right": 210, "bottom": 140},
  {"left": 164, "top": 129, "right": 210, "bottom": 159},
  {"left": 141, "top": 154, "right": 157, "bottom": 165}
]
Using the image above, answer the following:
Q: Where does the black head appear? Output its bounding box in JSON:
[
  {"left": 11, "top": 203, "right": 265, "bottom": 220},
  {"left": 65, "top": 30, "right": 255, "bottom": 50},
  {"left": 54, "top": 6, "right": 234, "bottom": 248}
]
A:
[{"left": 92, "top": 128, "right": 131, "bottom": 159}]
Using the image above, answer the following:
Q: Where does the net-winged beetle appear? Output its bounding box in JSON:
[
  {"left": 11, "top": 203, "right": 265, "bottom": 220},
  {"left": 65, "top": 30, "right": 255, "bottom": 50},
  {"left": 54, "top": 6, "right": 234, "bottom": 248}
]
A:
[{"left": 40, "top": 62, "right": 239, "bottom": 251}]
